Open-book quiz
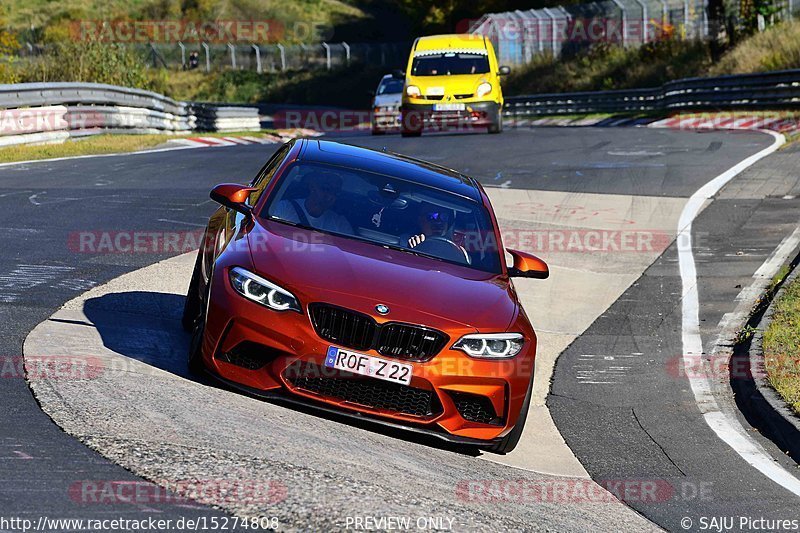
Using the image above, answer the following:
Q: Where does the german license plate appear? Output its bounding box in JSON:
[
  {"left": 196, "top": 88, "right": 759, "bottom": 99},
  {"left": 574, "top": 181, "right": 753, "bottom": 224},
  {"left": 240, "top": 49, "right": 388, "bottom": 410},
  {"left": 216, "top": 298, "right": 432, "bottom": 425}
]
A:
[
  {"left": 433, "top": 103, "right": 465, "bottom": 112},
  {"left": 324, "top": 346, "right": 412, "bottom": 386}
]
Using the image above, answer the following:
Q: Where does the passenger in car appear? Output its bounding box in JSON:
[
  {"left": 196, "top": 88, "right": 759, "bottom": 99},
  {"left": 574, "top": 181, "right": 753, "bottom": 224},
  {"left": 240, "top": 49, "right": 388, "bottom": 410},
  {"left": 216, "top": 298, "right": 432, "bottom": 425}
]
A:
[{"left": 272, "top": 170, "right": 353, "bottom": 234}]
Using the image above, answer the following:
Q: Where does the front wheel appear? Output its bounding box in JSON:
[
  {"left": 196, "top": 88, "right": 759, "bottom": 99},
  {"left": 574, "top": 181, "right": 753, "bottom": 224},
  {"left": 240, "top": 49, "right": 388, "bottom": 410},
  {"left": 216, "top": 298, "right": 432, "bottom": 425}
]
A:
[
  {"left": 488, "top": 108, "right": 503, "bottom": 134},
  {"left": 181, "top": 250, "right": 204, "bottom": 332}
]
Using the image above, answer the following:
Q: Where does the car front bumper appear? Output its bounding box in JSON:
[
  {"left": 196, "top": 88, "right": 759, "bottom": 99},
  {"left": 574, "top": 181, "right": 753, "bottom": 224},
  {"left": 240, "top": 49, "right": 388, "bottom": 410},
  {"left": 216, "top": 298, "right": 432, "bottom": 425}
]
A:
[
  {"left": 401, "top": 101, "right": 501, "bottom": 130},
  {"left": 201, "top": 266, "right": 535, "bottom": 443}
]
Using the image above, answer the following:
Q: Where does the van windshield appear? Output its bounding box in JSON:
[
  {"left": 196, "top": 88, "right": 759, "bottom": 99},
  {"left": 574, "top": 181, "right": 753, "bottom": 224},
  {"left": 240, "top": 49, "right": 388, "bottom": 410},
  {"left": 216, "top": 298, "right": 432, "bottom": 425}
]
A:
[{"left": 411, "top": 52, "right": 490, "bottom": 76}]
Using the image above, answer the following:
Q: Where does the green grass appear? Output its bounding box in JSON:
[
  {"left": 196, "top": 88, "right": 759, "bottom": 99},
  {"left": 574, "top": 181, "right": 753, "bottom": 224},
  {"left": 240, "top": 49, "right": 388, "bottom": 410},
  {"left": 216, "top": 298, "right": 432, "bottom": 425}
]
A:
[
  {"left": 762, "top": 274, "right": 800, "bottom": 416},
  {"left": 1, "top": 0, "right": 365, "bottom": 44},
  {"left": 0, "top": 130, "right": 275, "bottom": 164},
  {"left": 505, "top": 21, "right": 800, "bottom": 96}
]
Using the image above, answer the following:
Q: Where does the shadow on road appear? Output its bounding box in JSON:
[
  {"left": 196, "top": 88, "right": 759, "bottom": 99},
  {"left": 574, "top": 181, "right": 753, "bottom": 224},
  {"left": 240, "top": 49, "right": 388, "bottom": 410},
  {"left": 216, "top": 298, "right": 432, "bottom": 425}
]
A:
[{"left": 84, "top": 290, "right": 482, "bottom": 457}]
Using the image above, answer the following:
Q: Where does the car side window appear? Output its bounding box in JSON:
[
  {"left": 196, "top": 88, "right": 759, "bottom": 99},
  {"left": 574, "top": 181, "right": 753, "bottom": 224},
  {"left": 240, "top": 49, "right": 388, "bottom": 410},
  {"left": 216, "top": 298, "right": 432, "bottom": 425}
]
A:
[{"left": 248, "top": 144, "right": 291, "bottom": 206}]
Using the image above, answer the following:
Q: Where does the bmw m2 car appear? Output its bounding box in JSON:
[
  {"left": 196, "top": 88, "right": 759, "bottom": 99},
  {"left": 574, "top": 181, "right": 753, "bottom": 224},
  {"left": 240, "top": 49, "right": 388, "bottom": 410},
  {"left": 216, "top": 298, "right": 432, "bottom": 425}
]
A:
[{"left": 182, "top": 139, "right": 548, "bottom": 453}]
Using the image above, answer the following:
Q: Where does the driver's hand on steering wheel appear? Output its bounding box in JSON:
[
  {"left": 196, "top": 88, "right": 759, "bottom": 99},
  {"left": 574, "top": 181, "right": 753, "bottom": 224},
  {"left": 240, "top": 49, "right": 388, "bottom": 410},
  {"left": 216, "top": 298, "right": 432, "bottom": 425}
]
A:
[{"left": 408, "top": 234, "right": 426, "bottom": 248}]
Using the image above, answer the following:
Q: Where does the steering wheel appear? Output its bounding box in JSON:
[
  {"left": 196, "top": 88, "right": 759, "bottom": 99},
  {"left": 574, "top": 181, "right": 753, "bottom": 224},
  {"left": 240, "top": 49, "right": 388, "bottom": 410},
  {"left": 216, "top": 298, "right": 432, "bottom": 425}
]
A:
[{"left": 414, "top": 236, "right": 471, "bottom": 265}]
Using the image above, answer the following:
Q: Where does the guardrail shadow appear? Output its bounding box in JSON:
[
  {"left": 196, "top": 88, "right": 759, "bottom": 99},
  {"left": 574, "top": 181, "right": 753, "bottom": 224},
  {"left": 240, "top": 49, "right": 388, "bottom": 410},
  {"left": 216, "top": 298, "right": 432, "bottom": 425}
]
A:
[{"left": 83, "top": 290, "right": 481, "bottom": 457}]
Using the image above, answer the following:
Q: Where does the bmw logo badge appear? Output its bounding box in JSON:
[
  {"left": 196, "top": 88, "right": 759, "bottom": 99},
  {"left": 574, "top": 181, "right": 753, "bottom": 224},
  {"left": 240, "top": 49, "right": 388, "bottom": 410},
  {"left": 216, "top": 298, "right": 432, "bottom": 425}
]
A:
[{"left": 375, "top": 304, "right": 390, "bottom": 315}]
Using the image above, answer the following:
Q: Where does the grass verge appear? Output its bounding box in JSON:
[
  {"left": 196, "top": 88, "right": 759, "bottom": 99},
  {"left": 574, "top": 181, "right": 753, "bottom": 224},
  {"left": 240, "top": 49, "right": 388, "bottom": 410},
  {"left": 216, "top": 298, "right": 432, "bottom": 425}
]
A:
[
  {"left": 0, "top": 130, "right": 275, "bottom": 164},
  {"left": 762, "top": 274, "right": 800, "bottom": 416}
]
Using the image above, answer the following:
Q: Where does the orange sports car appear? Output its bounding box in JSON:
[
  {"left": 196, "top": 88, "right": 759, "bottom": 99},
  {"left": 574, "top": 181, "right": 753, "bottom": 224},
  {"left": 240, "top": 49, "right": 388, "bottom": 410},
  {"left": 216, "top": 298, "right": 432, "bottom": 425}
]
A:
[{"left": 182, "top": 139, "right": 548, "bottom": 453}]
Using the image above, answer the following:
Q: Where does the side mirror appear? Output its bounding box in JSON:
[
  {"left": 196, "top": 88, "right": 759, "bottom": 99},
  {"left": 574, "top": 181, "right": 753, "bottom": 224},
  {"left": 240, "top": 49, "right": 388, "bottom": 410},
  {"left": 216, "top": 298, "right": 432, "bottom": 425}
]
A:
[
  {"left": 210, "top": 183, "right": 257, "bottom": 216},
  {"left": 391, "top": 69, "right": 405, "bottom": 80},
  {"left": 498, "top": 65, "right": 511, "bottom": 76},
  {"left": 506, "top": 249, "right": 548, "bottom": 279}
]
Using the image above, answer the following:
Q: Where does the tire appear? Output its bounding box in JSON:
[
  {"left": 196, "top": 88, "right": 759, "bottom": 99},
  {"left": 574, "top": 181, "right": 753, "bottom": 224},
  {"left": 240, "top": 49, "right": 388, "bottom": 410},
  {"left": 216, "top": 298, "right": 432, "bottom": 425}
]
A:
[
  {"left": 488, "top": 108, "right": 503, "bottom": 134},
  {"left": 401, "top": 129, "right": 422, "bottom": 138},
  {"left": 187, "top": 259, "right": 213, "bottom": 375},
  {"left": 371, "top": 128, "right": 386, "bottom": 136},
  {"left": 181, "top": 250, "right": 204, "bottom": 333},
  {"left": 487, "top": 375, "right": 533, "bottom": 454},
  {"left": 187, "top": 317, "right": 206, "bottom": 375}
]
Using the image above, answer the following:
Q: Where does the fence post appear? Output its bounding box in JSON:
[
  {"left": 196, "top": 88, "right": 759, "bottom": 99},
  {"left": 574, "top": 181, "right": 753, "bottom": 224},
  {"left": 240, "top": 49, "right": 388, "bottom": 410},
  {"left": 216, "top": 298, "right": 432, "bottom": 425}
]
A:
[
  {"left": 178, "top": 42, "right": 186, "bottom": 69},
  {"left": 202, "top": 42, "right": 211, "bottom": 72},
  {"left": 251, "top": 44, "right": 262, "bottom": 73},
  {"left": 228, "top": 43, "right": 237, "bottom": 69},
  {"left": 542, "top": 8, "right": 559, "bottom": 56},
  {"left": 322, "top": 42, "right": 331, "bottom": 70},
  {"left": 682, "top": 0, "right": 690, "bottom": 38},
  {"left": 300, "top": 44, "right": 309, "bottom": 68},
  {"left": 610, "top": 0, "right": 628, "bottom": 46},
  {"left": 342, "top": 41, "right": 351, "bottom": 66},
  {"left": 530, "top": 10, "right": 545, "bottom": 54},
  {"left": 277, "top": 43, "right": 286, "bottom": 71},
  {"left": 631, "top": 0, "right": 648, "bottom": 42}
]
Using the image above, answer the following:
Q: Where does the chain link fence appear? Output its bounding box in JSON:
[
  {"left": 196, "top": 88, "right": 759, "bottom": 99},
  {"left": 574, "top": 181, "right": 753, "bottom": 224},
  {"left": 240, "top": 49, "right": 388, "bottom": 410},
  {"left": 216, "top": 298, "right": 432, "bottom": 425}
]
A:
[{"left": 469, "top": 0, "right": 799, "bottom": 65}]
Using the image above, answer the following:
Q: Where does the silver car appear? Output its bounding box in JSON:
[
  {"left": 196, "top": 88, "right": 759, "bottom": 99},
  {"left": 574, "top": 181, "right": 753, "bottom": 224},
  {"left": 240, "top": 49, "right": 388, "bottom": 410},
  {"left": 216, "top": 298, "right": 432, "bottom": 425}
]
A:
[{"left": 371, "top": 74, "right": 403, "bottom": 135}]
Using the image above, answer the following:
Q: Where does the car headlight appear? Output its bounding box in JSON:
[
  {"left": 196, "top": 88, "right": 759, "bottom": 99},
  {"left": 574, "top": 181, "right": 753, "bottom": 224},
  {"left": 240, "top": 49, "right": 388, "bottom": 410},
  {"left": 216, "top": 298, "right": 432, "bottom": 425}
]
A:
[
  {"left": 406, "top": 85, "right": 421, "bottom": 97},
  {"left": 453, "top": 333, "right": 524, "bottom": 359},
  {"left": 229, "top": 267, "right": 301, "bottom": 312},
  {"left": 476, "top": 82, "right": 492, "bottom": 97}
]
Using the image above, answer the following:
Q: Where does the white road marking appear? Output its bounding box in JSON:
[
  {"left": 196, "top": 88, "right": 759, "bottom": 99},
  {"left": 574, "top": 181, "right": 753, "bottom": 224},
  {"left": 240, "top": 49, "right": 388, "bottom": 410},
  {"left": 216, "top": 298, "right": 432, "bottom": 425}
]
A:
[{"left": 678, "top": 130, "right": 800, "bottom": 496}]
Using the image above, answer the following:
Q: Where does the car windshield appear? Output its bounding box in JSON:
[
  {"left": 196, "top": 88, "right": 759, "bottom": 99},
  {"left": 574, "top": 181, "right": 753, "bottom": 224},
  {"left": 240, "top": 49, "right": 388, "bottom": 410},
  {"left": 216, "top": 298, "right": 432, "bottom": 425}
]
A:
[
  {"left": 377, "top": 79, "right": 404, "bottom": 94},
  {"left": 262, "top": 161, "right": 502, "bottom": 274},
  {"left": 411, "top": 52, "right": 490, "bottom": 76}
]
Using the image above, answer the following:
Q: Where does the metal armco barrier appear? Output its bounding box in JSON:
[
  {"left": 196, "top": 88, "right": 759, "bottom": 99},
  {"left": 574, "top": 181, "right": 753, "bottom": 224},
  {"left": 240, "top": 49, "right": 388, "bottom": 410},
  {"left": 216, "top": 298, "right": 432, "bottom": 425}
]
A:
[
  {"left": 0, "top": 82, "right": 260, "bottom": 146},
  {"left": 504, "top": 68, "right": 800, "bottom": 117}
]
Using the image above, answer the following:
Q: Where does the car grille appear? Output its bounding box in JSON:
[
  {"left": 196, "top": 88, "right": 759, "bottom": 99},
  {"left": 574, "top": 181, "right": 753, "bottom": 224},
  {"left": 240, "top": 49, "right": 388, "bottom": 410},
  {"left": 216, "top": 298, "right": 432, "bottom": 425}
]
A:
[
  {"left": 448, "top": 391, "right": 503, "bottom": 425},
  {"left": 309, "top": 304, "right": 376, "bottom": 351},
  {"left": 376, "top": 323, "right": 448, "bottom": 361},
  {"left": 309, "top": 304, "right": 448, "bottom": 361},
  {"left": 454, "top": 94, "right": 474, "bottom": 99},
  {"left": 284, "top": 362, "right": 443, "bottom": 418}
]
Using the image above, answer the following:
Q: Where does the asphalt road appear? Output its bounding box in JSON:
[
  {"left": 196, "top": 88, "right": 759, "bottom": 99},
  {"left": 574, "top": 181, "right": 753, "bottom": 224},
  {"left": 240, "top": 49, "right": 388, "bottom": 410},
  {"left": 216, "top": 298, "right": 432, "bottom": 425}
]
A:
[{"left": 0, "top": 127, "right": 792, "bottom": 529}]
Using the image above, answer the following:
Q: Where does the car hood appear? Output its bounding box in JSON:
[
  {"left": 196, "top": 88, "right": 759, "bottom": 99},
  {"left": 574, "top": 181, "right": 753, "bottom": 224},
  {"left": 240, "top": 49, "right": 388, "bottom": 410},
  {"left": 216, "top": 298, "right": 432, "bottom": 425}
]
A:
[
  {"left": 373, "top": 93, "right": 401, "bottom": 107},
  {"left": 408, "top": 74, "right": 490, "bottom": 98},
  {"left": 247, "top": 220, "right": 517, "bottom": 331}
]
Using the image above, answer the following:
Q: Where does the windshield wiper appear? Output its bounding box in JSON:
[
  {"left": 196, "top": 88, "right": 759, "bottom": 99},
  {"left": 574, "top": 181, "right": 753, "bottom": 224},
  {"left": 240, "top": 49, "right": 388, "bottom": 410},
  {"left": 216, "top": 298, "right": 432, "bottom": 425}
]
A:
[{"left": 381, "top": 242, "right": 445, "bottom": 263}]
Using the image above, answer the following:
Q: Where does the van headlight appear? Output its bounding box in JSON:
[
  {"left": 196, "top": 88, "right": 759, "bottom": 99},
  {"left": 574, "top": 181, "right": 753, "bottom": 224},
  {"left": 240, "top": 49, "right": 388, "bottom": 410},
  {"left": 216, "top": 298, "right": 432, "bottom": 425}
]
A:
[
  {"left": 229, "top": 267, "right": 301, "bottom": 312},
  {"left": 453, "top": 333, "right": 524, "bottom": 359},
  {"left": 476, "top": 82, "right": 492, "bottom": 97},
  {"left": 406, "top": 85, "right": 421, "bottom": 98}
]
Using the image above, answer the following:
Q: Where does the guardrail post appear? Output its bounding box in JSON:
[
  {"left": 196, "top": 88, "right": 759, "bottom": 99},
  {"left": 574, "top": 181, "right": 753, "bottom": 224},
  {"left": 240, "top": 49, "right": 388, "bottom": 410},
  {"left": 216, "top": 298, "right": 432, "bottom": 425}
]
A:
[
  {"left": 277, "top": 44, "right": 286, "bottom": 71},
  {"left": 202, "top": 42, "right": 211, "bottom": 72},
  {"left": 322, "top": 42, "right": 331, "bottom": 70},
  {"left": 342, "top": 42, "right": 350, "bottom": 66},
  {"left": 251, "top": 44, "right": 262, "bottom": 73},
  {"left": 178, "top": 42, "right": 186, "bottom": 69},
  {"left": 610, "top": 0, "right": 628, "bottom": 46},
  {"left": 228, "top": 43, "right": 237, "bottom": 69}
]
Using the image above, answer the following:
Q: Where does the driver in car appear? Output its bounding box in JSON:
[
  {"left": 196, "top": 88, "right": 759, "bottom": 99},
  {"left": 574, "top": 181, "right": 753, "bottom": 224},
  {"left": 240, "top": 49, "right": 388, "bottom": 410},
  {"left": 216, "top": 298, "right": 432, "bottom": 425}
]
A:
[
  {"left": 273, "top": 169, "right": 353, "bottom": 234},
  {"left": 407, "top": 204, "right": 454, "bottom": 248}
]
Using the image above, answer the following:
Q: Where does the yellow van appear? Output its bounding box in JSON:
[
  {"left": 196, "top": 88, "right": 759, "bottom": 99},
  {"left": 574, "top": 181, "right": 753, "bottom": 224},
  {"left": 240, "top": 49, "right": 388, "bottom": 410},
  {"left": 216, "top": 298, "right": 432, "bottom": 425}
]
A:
[{"left": 399, "top": 34, "right": 509, "bottom": 137}]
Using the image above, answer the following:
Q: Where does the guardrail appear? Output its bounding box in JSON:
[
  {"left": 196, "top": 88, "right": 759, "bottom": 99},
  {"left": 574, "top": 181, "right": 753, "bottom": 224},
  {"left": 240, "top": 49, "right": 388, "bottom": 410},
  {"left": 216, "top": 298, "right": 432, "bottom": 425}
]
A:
[
  {"left": 0, "top": 82, "right": 260, "bottom": 146},
  {"left": 504, "top": 68, "right": 800, "bottom": 117}
]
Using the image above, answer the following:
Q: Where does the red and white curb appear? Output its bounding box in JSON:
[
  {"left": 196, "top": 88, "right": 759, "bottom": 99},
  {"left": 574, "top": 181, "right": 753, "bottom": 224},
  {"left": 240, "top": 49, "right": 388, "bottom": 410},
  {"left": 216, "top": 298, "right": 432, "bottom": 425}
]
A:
[
  {"left": 648, "top": 115, "right": 800, "bottom": 132},
  {"left": 170, "top": 129, "right": 323, "bottom": 149}
]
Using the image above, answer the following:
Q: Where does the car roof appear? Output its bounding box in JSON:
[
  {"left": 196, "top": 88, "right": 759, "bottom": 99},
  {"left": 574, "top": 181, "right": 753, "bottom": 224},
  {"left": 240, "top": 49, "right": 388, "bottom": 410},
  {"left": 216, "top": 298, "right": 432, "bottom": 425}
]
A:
[
  {"left": 297, "top": 139, "right": 482, "bottom": 202},
  {"left": 413, "top": 34, "right": 488, "bottom": 53}
]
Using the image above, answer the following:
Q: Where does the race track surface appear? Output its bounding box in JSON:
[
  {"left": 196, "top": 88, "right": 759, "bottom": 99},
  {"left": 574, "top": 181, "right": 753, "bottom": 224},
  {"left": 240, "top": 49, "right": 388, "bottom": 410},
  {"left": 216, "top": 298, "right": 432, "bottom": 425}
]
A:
[{"left": 3, "top": 127, "right": 798, "bottom": 530}]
